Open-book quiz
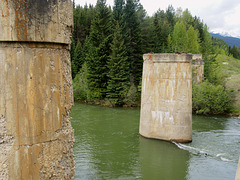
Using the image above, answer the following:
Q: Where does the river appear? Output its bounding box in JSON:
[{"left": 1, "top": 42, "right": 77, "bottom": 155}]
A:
[{"left": 71, "top": 103, "right": 240, "bottom": 180}]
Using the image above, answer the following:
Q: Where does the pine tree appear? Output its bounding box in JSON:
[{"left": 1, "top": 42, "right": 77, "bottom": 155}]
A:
[
  {"left": 172, "top": 21, "right": 187, "bottom": 52},
  {"left": 107, "top": 23, "right": 130, "bottom": 105},
  {"left": 72, "top": 0, "right": 75, "bottom": 8},
  {"left": 70, "top": 37, "right": 75, "bottom": 62},
  {"left": 153, "top": 12, "right": 162, "bottom": 52},
  {"left": 86, "top": 0, "right": 113, "bottom": 99},
  {"left": 70, "top": 38, "right": 76, "bottom": 78},
  {"left": 193, "top": 16, "right": 204, "bottom": 43},
  {"left": 201, "top": 24, "right": 212, "bottom": 55},
  {"left": 181, "top": 9, "right": 194, "bottom": 29},
  {"left": 113, "top": 0, "right": 126, "bottom": 39},
  {"left": 72, "top": 41, "right": 82, "bottom": 78},
  {"left": 160, "top": 20, "right": 170, "bottom": 52},
  {"left": 167, "top": 34, "right": 173, "bottom": 52},
  {"left": 141, "top": 16, "right": 155, "bottom": 53},
  {"left": 187, "top": 25, "right": 200, "bottom": 53},
  {"left": 201, "top": 25, "right": 214, "bottom": 82},
  {"left": 152, "top": 9, "right": 173, "bottom": 53},
  {"left": 124, "top": 0, "right": 143, "bottom": 86},
  {"left": 113, "top": 0, "right": 125, "bottom": 22},
  {"left": 166, "top": 5, "right": 175, "bottom": 31},
  {"left": 230, "top": 45, "right": 240, "bottom": 59},
  {"left": 72, "top": 4, "right": 96, "bottom": 44}
]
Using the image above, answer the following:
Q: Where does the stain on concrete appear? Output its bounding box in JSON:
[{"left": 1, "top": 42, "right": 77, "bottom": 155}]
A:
[
  {"left": 0, "top": 0, "right": 73, "bottom": 43},
  {"left": 0, "top": 0, "right": 74, "bottom": 179},
  {"left": 140, "top": 53, "right": 192, "bottom": 143}
]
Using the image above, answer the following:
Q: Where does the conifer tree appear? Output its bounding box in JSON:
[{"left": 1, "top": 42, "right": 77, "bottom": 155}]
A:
[
  {"left": 201, "top": 24, "right": 212, "bottom": 55},
  {"left": 70, "top": 38, "right": 75, "bottom": 63},
  {"left": 86, "top": 0, "right": 113, "bottom": 99},
  {"left": 113, "top": 0, "right": 125, "bottom": 22},
  {"left": 181, "top": 9, "right": 194, "bottom": 28},
  {"left": 193, "top": 16, "right": 204, "bottom": 43},
  {"left": 201, "top": 24, "right": 214, "bottom": 82},
  {"left": 72, "top": 41, "right": 83, "bottom": 78},
  {"left": 107, "top": 23, "right": 130, "bottom": 105},
  {"left": 71, "top": 4, "right": 226, "bottom": 107},
  {"left": 230, "top": 45, "right": 240, "bottom": 59},
  {"left": 152, "top": 8, "right": 173, "bottom": 53},
  {"left": 166, "top": 5, "right": 175, "bottom": 31},
  {"left": 123, "top": 0, "right": 143, "bottom": 86},
  {"left": 73, "top": 4, "right": 96, "bottom": 43},
  {"left": 172, "top": 21, "right": 187, "bottom": 52},
  {"left": 153, "top": 12, "right": 162, "bottom": 52},
  {"left": 187, "top": 25, "right": 200, "bottom": 53},
  {"left": 167, "top": 34, "right": 173, "bottom": 52}
]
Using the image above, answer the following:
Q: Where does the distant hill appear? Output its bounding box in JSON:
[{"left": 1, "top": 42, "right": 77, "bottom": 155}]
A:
[{"left": 211, "top": 33, "right": 240, "bottom": 47}]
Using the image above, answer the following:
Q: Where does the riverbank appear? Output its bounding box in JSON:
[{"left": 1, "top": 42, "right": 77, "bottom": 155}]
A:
[
  {"left": 73, "top": 55, "right": 240, "bottom": 116},
  {"left": 74, "top": 99, "right": 240, "bottom": 117},
  {"left": 217, "top": 54, "right": 240, "bottom": 116},
  {"left": 74, "top": 99, "right": 140, "bottom": 108}
]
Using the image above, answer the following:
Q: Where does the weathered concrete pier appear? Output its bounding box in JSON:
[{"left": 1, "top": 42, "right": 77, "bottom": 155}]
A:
[
  {"left": 236, "top": 157, "right": 240, "bottom": 180},
  {"left": 140, "top": 53, "right": 192, "bottom": 143},
  {"left": 192, "top": 54, "right": 204, "bottom": 84},
  {"left": 0, "top": 0, "right": 74, "bottom": 179}
]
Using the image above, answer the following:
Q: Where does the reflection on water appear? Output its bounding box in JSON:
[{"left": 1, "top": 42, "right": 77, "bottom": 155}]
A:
[
  {"left": 72, "top": 104, "right": 141, "bottom": 179},
  {"left": 71, "top": 103, "right": 240, "bottom": 180},
  {"left": 139, "top": 137, "right": 189, "bottom": 179}
]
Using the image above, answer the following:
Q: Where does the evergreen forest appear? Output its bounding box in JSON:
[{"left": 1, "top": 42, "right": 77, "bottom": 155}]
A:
[{"left": 71, "top": 0, "right": 240, "bottom": 115}]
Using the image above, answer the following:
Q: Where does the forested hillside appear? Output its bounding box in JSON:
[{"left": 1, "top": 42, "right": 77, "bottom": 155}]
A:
[
  {"left": 211, "top": 33, "right": 240, "bottom": 47},
  {"left": 211, "top": 33, "right": 240, "bottom": 59},
  {"left": 71, "top": 0, "right": 240, "bottom": 115}
]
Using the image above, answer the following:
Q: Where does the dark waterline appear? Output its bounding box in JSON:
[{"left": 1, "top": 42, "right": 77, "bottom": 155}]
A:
[{"left": 71, "top": 103, "right": 240, "bottom": 180}]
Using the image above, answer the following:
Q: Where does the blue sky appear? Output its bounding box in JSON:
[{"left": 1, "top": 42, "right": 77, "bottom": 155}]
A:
[{"left": 76, "top": 0, "right": 240, "bottom": 38}]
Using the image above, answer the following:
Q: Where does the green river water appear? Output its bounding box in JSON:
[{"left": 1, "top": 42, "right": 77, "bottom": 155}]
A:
[{"left": 71, "top": 103, "right": 240, "bottom": 180}]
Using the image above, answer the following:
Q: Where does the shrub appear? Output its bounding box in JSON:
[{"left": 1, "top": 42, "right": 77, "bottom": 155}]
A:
[
  {"left": 123, "top": 84, "right": 140, "bottom": 106},
  {"left": 73, "top": 62, "right": 89, "bottom": 101},
  {"left": 193, "top": 81, "right": 232, "bottom": 114}
]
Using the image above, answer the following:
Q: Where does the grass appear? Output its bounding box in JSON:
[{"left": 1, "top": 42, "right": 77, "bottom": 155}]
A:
[{"left": 216, "top": 54, "right": 240, "bottom": 115}]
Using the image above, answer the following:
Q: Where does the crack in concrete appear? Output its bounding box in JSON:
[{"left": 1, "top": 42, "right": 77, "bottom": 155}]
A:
[{"left": 16, "top": 138, "right": 60, "bottom": 151}]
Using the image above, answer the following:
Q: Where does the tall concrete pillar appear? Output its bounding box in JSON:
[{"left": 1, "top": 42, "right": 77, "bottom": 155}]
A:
[
  {"left": 236, "top": 157, "right": 240, "bottom": 180},
  {"left": 140, "top": 53, "right": 192, "bottom": 143},
  {"left": 0, "top": 0, "right": 75, "bottom": 179},
  {"left": 192, "top": 54, "right": 204, "bottom": 84}
]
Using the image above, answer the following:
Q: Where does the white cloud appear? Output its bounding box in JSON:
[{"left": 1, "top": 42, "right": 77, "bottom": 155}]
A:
[
  {"left": 197, "top": 0, "right": 240, "bottom": 37},
  {"left": 75, "top": 0, "right": 240, "bottom": 37}
]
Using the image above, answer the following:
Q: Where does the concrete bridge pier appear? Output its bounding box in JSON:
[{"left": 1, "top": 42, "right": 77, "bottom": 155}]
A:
[
  {"left": 192, "top": 54, "right": 204, "bottom": 84},
  {"left": 140, "top": 53, "right": 192, "bottom": 143},
  {"left": 236, "top": 157, "right": 240, "bottom": 180},
  {"left": 0, "top": 0, "right": 74, "bottom": 179}
]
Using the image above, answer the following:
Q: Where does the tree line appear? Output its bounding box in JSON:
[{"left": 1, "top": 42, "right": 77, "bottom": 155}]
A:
[{"left": 71, "top": 0, "right": 236, "bottom": 113}]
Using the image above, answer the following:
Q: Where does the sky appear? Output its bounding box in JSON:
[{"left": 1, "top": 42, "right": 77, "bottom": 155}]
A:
[{"left": 76, "top": 0, "right": 240, "bottom": 38}]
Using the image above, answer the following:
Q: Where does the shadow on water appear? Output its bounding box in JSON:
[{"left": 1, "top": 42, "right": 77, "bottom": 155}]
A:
[
  {"left": 192, "top": 115, "right": 228, "bottom": 132},
  {"left": 139, "top": 137, "right": 190, "bottom": 180}
]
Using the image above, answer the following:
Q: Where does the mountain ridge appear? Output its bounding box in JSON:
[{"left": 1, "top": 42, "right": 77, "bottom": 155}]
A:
[{"left": 210, "top": 33, "right": 240, "bottom": 47}]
